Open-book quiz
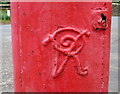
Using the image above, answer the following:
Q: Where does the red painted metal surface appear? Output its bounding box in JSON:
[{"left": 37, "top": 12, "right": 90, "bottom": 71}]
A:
[{"left": 11, "top": 1, "right": 112, "bottom": 92}]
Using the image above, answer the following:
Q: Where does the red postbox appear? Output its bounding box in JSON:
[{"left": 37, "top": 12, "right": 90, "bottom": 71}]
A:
[{"left": 11, "top": 0, "right": 112, "bottom": 92}]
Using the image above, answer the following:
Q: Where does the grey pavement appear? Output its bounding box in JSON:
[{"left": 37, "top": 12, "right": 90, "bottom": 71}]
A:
[
  {"left": 0, "top": 24, "right": 13, "bottom": 92},
  {"left": 109, "top": 16, "right": 119, "bottom": 92},
  {"left": 0, "top": 16, "right": 119, "bottom": 92}
]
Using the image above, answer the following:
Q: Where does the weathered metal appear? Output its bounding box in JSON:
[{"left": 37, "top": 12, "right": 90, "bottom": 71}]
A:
[{"left": 11, "top": 1, "right": 112, "bottom": 92}]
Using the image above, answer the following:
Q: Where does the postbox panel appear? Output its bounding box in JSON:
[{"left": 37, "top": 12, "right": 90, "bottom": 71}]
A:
[{"left": 11, "top": 2, "right": 112, "bottom": 92}]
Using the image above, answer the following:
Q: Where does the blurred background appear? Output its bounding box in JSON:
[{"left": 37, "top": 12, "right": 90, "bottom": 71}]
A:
[
  {"left": 0, "top": 0, "right": 119, "bottom": 92},
  {"left": 0, "top": 1, "right": 119, "bottom": 24},
  {"left": 0, "top": 1, "right": 10, "bottom": 24}
]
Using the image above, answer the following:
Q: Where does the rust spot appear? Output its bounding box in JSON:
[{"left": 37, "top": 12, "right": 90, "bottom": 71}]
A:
[
  {"left": 32, "top": 50, "right": 34, "bottom": 54},
  {"left": 57, "top": 25, "right": 64, "bottom": 29},
  {"left": 101, "top": 14, "right": 106, "bottom": 21},
  {"left": 38, "top": 72, "right": 42, "bottom": 75},
  {"left": 94, "top": 14, "right": 107, "bottom": 31},
  {"left": 104, "top": 2, "right": 107, "bottom": 6},
  {"left": 54, "top": 64, "right": 56, "bottom": 66}
]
